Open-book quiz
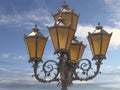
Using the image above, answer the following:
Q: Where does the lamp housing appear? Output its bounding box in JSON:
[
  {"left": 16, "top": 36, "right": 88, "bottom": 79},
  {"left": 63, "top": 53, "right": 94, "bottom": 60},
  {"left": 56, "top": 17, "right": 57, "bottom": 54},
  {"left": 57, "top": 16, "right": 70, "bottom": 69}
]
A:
[
  {"left": 53, "top": 2, "right": 79, "bottom": 30},
  {"left": 87, "top": 23, "right": 112, "bottom": 60},
  {"left": 48, "top": 16, "right": 75, "bottom": 53},
  {"left": 24, "top": 24, "right": 48, "bottom": 62},
  {"left": 70, "top": 38, "right": 86, "bottom": 63}
]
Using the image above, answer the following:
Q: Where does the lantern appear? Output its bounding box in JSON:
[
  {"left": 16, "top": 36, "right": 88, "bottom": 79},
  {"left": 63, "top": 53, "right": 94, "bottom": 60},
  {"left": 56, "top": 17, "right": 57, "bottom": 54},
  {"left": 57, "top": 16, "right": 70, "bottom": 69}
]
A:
[
  {"left": 70, "top": 38, "right": 86, "bottom": 63},
  {"left": 24, "top": 24, "right": 48, "bottom": 62},
  {"left": 53, "top": 1, "right": 79, "bottom": 30},
  {"left": 87, "top": 22, "right": 112, "bottom": 60},
  {"left": 48, "top": 16, "right": 75, "bottom": 53}
]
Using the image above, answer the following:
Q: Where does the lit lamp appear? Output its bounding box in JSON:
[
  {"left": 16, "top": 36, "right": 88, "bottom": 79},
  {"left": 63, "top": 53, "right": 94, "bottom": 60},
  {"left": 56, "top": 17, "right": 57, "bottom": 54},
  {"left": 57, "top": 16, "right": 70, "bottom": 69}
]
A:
[
  {"left": 53, "top": 1, "right": 79, "bottom": 30},
  {"left": 48, "top": 16, "right": 75, "bottom": 53},
  {"left": 24, "top": 24, "right": 48, "bottom": 62},
  {"left": 87, "top": 22, "right": 112, "bottom": 60},
  {"left": 70, "top": 37, "right": 86, "bottom": 63}
]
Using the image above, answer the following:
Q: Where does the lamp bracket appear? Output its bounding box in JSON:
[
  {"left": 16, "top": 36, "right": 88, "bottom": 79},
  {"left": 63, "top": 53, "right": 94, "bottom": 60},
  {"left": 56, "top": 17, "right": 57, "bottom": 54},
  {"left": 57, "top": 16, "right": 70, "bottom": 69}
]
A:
[{"left": 31, "top": 54, "right": 102, "bottom": 86}]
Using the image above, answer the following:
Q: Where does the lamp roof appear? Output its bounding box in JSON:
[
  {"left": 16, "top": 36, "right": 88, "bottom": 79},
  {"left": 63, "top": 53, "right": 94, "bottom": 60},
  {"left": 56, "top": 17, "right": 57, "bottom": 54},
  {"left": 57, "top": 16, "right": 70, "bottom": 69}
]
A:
[
  {"left": 91, "top": 22, "right": 110, "bottom": 35},
  {"left": 59, "top": 1, "right": 72, "bottom": 13},
  {"left": 72, "top": 37, "right": 79, "bottom": 43},
  {"left": 55, "top": 16, "right": 67, "bottom": 26},
  {"left": 26, "top": 24, "right": 45, "bottom": 37}
]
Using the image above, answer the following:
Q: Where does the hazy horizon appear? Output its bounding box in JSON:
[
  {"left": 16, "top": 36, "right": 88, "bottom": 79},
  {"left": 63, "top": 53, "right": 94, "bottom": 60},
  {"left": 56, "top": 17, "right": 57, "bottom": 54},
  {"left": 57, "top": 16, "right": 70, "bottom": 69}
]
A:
[{"left": 0, "top": 70, "right": 120, "bottom": 90}]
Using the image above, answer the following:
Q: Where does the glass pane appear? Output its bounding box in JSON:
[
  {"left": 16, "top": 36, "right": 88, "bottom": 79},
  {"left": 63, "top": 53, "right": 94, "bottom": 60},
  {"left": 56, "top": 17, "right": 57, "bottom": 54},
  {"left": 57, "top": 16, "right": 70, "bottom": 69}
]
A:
[
  {"left": 66, "top": 29, "right": 75, "bottom": 49},
  {"left": 58, "top": 27, "right": 69, "bottom": 49},
  {"left": 70, "top": 44, "right": 79, "bottom": 61},
  {"left": 49, "top": 27, "right": 58, "bottom": 50},
  {"left": 54, "top": 12, "right": 78, "bottom": 30},
  {"left": 101, "top": 34, "right": 110, "bottom": 55},
  {"left": 62, "top": 13, "right": 72, "bottom": 26},
  {"left": 72, "top": 14, "right": 78, "bottom": 30},
  {"left": 25, "top": 37, "right": 36, "bottom": 58},
  {"left": 78, "top": 44, "right": 85, "bottom": 61},
  {"left": 37, "top": 37, "right": 47, "bottom": 59},
  {"left": 92, "top": 34, "right": 101, "bottom": 55},
  {"left": 88, "top": 36, "right": 94, "bottom": 56}
]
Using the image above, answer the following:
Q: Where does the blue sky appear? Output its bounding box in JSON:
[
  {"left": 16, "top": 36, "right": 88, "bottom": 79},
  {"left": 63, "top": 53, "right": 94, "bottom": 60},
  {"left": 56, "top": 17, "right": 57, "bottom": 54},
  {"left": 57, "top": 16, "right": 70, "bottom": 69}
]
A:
[{"left": 0, "top": 0, "right": 120, "bottom": 85}]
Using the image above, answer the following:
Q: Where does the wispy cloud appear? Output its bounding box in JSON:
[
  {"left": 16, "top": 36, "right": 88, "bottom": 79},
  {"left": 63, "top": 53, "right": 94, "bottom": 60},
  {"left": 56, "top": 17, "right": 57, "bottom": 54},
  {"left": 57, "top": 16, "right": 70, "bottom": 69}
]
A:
[
  {"left": 0, "top": 53, "right": 27, "bottom": 61},
  {"left": 0, "top": 2, "right": 54, "bottom": 29},
  {"left": 104, "top": 0, "right": 120, "bottom": 27},
  {"left": 0, "top": 67, "right": 10, "bottom": 72},
  {"left": 76, "top": 24, "right": 120, "bottom": 49},
  {"left": 101, "top": 65, "right": 120, "bottom": 73},
  {"left": 0, "top": 66, "right": 35, "bottom": 84}
]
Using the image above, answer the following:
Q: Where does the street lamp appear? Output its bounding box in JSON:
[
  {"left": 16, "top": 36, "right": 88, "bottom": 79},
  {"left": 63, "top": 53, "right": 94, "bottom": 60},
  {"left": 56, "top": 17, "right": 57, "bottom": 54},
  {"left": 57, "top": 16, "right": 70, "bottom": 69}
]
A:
[
  {"left": 24, "top": 1, "right": 112, "bottom": 90},
  {"left": 69, "top": 37, "right": 86, "bottom": 63},
  {"left": 87, "top": 22, "right": 112, "bottom": 60},
  {"left": 24, "top": 24, "right": 48, "bottom": 62},
  {"left": 48, "top": 16, "right": 75, "bottom": 53},
  {"left": 53, "top": 1, "right": 79, "bottom": 30}
]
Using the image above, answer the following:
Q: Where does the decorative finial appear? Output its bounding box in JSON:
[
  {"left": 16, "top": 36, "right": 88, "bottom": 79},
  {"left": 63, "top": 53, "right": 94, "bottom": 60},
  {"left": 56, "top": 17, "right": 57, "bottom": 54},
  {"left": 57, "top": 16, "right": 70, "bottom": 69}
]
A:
[
  {"left": 96, "top": 22, "right": 103, "bottom": 30},
  {"left": 98, "top": 22, "right": 100, "bottom": 26},
  {"left": 33, "top": 24, "right": 39, "bottom": 32},
  {"left": 35, "top": 24, "right": 37, "bottom": 28},
  {"left": 62, "top": 0, "right": 68, "bottom": 9},
  {"left": 64, "top": 0, "right": 66, "bottom": 4}
]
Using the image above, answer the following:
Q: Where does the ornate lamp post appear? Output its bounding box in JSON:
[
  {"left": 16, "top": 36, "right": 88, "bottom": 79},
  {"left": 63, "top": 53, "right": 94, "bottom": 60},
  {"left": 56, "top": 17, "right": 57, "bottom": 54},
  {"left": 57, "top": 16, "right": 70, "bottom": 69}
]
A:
[{"left": 24, "top": 1, "right": 112, "bottom": 90}]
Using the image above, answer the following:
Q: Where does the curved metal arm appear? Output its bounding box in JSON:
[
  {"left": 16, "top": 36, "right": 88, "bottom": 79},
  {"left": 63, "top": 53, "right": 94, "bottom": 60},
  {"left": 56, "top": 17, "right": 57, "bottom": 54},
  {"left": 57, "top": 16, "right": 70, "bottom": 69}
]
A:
[
  {"left": 32, "top": 60, "right": 60, "bottom": 83},
  {"left": 73, "top": 59, "right": 102, "bottom": 81}
]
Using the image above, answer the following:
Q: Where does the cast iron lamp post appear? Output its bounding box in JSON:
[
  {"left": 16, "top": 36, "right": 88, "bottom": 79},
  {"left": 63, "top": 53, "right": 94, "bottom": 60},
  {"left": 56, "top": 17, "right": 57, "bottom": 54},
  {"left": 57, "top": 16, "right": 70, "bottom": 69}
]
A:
[{"left": 24, "top": 1, "right": 112, "bottom": 90}]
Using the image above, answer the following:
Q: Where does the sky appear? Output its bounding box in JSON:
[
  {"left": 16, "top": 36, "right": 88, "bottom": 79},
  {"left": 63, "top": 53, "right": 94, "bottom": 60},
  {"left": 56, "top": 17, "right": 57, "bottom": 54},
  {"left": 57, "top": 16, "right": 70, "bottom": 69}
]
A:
[{"left": 0, "top": 0, "right": 120, "bottom": 87}]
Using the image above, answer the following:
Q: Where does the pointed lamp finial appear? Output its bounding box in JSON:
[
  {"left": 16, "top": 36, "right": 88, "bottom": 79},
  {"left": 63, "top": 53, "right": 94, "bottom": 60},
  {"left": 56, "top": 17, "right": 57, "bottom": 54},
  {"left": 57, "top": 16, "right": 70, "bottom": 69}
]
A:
[
  {"left": 96, "top": 22, "right": 103, "bottom": 30},
  {"left": 35, "top": 24, "right": 37, "bottom": 28},
  {"left": 98, "top": 22, "right": 100, "bottom": 26},
  {"left": 62, "top": 0, "right": 68, "bottom": 9},
  {"left": 64, "top": 0, "right": 66, "bottom": 4},
  {"left": 33, "top": 24, "right": 39, "bottom": 32}
]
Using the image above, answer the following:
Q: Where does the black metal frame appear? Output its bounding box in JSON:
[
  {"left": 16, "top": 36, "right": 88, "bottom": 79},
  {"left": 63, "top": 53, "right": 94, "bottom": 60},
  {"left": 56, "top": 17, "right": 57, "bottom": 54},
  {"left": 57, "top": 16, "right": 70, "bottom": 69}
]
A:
[{"left": 31, "top": 51, "right": 103, "bottom": 90}]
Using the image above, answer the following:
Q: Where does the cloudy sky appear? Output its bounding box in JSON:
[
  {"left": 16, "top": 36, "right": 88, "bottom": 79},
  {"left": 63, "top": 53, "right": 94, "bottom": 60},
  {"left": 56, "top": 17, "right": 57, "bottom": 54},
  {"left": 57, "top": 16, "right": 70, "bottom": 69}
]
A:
[{"left": 0, "top": 0, "right": 120, "bottom": 86}]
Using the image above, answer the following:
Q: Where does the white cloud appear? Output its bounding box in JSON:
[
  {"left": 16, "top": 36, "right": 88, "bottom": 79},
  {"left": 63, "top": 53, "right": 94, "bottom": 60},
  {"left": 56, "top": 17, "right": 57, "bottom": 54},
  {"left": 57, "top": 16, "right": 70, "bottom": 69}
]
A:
[
  {"left": 76, "top": 24, "right": 120, "bottom": 49},
  {"left": 75, "top": 24, "right": 94, "bottom": 39},
  {"left": 104, "top": 26, "right": 120, "bottom": 48}
]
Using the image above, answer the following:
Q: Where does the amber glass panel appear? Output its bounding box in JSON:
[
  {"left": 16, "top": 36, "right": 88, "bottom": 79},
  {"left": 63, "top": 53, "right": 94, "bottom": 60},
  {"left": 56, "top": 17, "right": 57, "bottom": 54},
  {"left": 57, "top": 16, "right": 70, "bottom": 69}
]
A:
[
  {"left": 101, "top": 34, "right": 110, "bottom": 55},
  {"left": 37, "top": 37, "right": 47, "bottom": 59},
  {"left": 72, "top": 14, "right": 78, "bottom": 30},
  {"left": 78, "top": 45, "right": 85, "bottom": 61},
  {"left": 54, "top": 12, "right": 78, "bottom": 30},
  {"left": 87, "top": 36, "right": 94, "bottom": 56},
  {"left": 66, "top": 29, "right": 75, "bottom": 49},
  {"left": 49, "top": 27, "right": 58, "bottom": 50},
  {"left": 62, "top": 13, "right": 72, "bottom": 26},
  {"left": 54, "top": 13, "right": 72, "bottom": 24},
  {"left": 25, "top": 37, "right": 36, "bottom": 58},
  {"left": 57, "top": 27, "right": 69, "bottom": 49},
  {"left": 91, "top": 34, "right": 101, "bottom": 55},
  {"left": 70, "top": 44, "right": 79, "bottom": 61}
]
